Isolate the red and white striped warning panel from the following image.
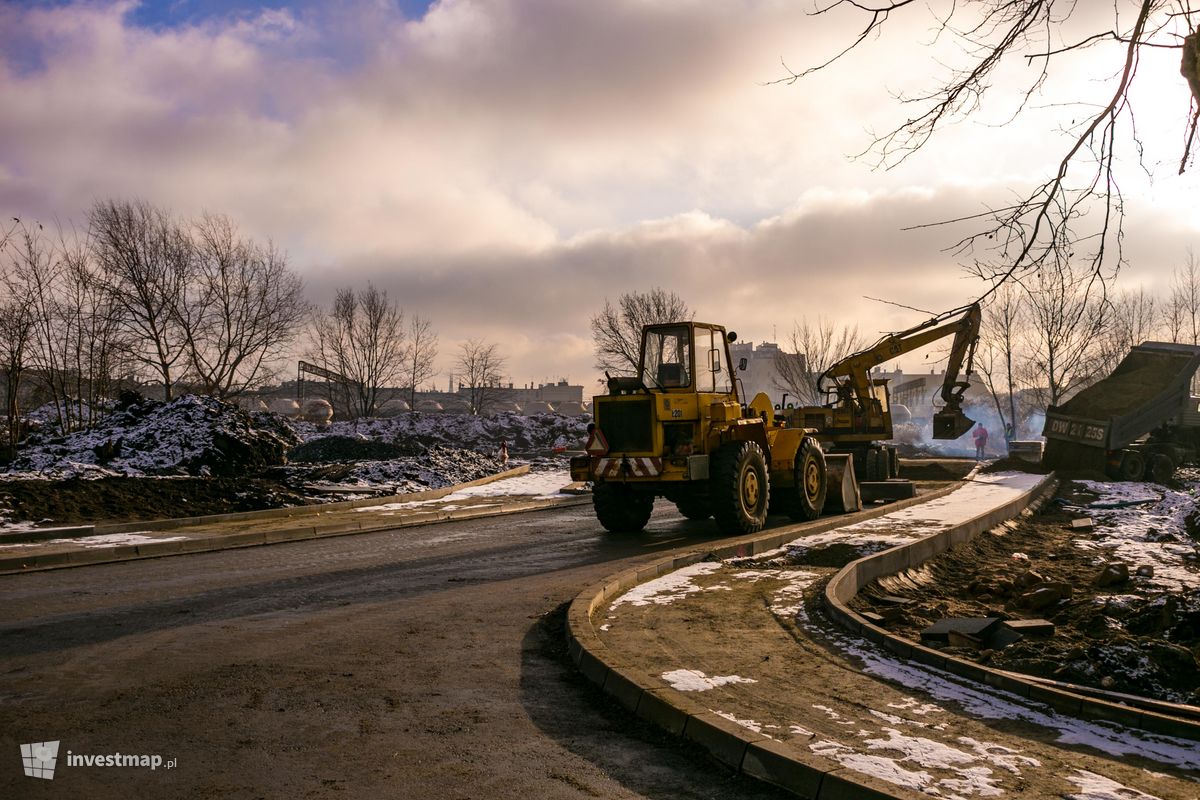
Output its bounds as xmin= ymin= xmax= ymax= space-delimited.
xmin=596 ymin=457 xmax=662 ymax=478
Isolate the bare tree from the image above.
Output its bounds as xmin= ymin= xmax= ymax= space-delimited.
xmin=591 ymin=288 xmax=690 ymax=375
xmin=455 ymin=339 xmax=506 ymax=415
xmin=57 ymin=228 xmax=130 ymax=426
xmin=1097 ymin=287 xmax=1160 ymax=375
xmin=403 ymin=314 xmax=439 ymax=410
xmin=774 ymin=317 xmax=866 ymax=405
xmin=976 ymin=284 xmax=1023 ymax=439
xmin=0 ymin=243 xmax=34 ymax=454
xmin=1167 ymin=250 xmax=1200 ymax=344
xmin=1018 ymin=256 xmax=1108 ymax=407
xmin=783 ymin=2 xmax=1198 ymax=301
xmin=179 ymin=214 xmax=307 ymax=398
xmin=90 ymin=199 xmax=191 ymax=400
xmin=308 ymin=285 xmax=407 ymax=418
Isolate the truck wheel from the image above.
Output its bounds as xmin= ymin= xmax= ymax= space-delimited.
xmin=1118 ymin=450 xmax=1147 ymax=482
xmin=1149 ymin=453 xmax=1175 ymax=483
xmin=711 ymin=441 xmax=769 ymax=535
xmin=888 ymin=446 xmax=900 ymax=479
xmin=593 ymin=482 xmax=654 ymax=533
xmin=674 ymin=494 xmax=711 ymax=521
xmin=788 ymin=437 xmax=827 ymax=521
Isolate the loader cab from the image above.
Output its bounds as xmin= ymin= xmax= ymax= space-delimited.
xmin=639 ymin=322 xmax=736 ymax=400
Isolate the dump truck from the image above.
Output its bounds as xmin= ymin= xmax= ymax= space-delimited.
xmin=1042 ymin=341 xmax=1200 ymax=481
xmin=570 ymin=321 xmax=841 ymax=536
xmin=780 ymin=303 xmax=983 ymax=480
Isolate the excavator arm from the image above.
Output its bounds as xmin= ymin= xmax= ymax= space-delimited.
xmin=820 ymin=303 xmax=981 ymax=440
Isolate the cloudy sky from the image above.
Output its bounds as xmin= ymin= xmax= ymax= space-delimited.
xmin=2 ymin=0 xmax=1197 ymax=389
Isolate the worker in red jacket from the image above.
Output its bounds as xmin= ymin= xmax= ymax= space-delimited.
xmin=972 ymin=423 xmax=989 ymax=460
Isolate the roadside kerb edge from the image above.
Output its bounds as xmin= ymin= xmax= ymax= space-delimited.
xmin=0 ymin=464 xmax=533 ymax=545
xmin=565 ymin=481 xmax=974 ymax=800
xmin=822 ymin=474 xmax=1200 ymax=742
xmin=0 ymin=482 xmax=588 ymax=575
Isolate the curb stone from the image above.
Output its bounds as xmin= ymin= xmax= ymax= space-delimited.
xmin=565 ymin=481 xmax=970 ymax=800
xmin=566 ymin=472 xmax=1200 ymax=799
xmin=821 ymin=474 xmax=1200 ymax=743
xmin=0 ymin=464 xmax=534 ymax=544
xmin=0 ymin=476 xmax=588 ymax=575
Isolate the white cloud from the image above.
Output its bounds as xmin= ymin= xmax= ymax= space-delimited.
xmin=1 ymin=0 xmax=1196 ymax=387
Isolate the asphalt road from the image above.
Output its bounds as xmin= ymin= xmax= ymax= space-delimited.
xmin=1 ymin=502 xmax=798 ymax=800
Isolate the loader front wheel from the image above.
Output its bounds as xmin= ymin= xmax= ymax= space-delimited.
xmin=788 ymin=437 xmax=827 ymax=521
xmin=711 ymin=441 xmax=769 ymax=536
xmin=593 ymin=482 xmax=654 ymax=533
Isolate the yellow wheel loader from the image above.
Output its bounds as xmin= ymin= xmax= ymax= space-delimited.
xmin=570 ymin=322 xmax=832 ymax=536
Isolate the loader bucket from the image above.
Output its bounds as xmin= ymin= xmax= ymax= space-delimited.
xmin=823 ymin=453 xmax=862 ymax=513
xmin=933 ymin=405 xmax=975 ymax=440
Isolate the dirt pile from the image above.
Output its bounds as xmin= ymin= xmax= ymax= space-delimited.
xmin=1056 ymin=349 xmax=1192 ymax=418
xmin=852 ymin=480 xmax=1200 ymax=704
xmin=7 ymin=394 xmax=301 ymax=477
xmin=292 ymin=411 xmax=588 ymax=454
xmin=271 ymin=445 xmax=505 ymax=494
xmin=0 ymin=476 xmax=310 ymax=525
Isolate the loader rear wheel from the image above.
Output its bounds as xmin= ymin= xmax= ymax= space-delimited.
xmin=711 ymin=441 xmax=769 ymax=536
xmin=863 ymin=448 xmax=887 ymax=482
xmin=788 ymin=437 xmax=827 ymax=521
xmin=674 ymin=494 xmax=711 ymax=521
xmin=593 ymin=482 xmax=654 ymax=533
xmin=1149 ymin=453 xmax=1175 ymax=484
xmin=1118 ymin=450 xmax=1147 ymax=482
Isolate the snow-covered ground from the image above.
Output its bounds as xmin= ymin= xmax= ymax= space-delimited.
xmin=1066 ymin=478 xmax=1200 ymax=590
xmin=352 ymin=469 xmax=573 ymax=512
xmin=761 ymin=471 xmax=1046 ymax=562
xmin=6 ymin=395 xmax=297 ymax=477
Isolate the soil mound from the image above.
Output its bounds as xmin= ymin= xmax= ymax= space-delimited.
xmin=288 ymin=436 xmax=422 ymax=463
xmin=8 ymin=394 xmax=301 ymax=477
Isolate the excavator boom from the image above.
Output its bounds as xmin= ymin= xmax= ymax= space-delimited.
xmin=821 ymin=303 xmax=981 ymax=440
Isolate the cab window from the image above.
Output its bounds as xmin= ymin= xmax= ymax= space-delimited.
xmin=642 ymin=326 xmax=692 ymax=389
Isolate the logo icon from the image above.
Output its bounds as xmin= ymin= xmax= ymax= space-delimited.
xmin=21 ymin=741 xmax=60 ymax=780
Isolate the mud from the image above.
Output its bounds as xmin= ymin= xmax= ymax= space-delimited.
xmin=852 ymin=489 xmax=1200 ymax=705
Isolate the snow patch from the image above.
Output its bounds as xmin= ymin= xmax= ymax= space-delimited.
xmin=609 ymin=562 xmax=726 ymax=608
xmin=660 ymin=669 xmax=757 ymax=692
xmin=1065 ymin=769 xmax=1162 ymax=800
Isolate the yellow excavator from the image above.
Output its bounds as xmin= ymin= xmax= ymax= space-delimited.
xmin=782 ymin=302 xmax=982 ymax=480
xmin=570 ymin=304 xmax=981 ymax=537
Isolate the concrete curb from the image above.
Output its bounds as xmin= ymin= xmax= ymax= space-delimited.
xmin=0 ymin=482 xmax=589 ymax=576
xmin=0 ymin=464 xmax=533 ymax=544
xmin=822 ymin=474 xmax=1200 ymax=743
xmin=565 ymin=482 xmax=973 ymax=800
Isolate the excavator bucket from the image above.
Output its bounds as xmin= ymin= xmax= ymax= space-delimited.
xmin=933 ymin=405 xmax=975 ymax=440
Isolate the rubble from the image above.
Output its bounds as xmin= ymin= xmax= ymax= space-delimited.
xmin=7 ymin=394 xmax=300 ymax=477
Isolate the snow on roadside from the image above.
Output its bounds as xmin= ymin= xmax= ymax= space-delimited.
xmin=352 ymin=470 xmax=571 ymax=512
xmin=1068 ymin=479 xmax=1200 ymax=590
xmin=608 ymin=562 xmax=728 ymax=609
xmin=782 ymin=472 xmax=1045 ymax=560
xmin=660 ymin=669 xmax=757 ymax=692
xmin=1065 ymin=770 xmax=1162 ymax=800
xmin=0 ymin=532 xmax=188 ymax=549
